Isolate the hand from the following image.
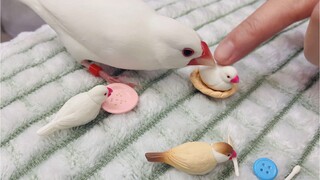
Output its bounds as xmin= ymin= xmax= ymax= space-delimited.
xmin=214 ymin=0 xmax=319 ymax=66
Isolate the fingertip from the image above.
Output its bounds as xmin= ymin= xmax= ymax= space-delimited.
xmin=214 ymin=40 xmax=235 ymax=65
xmin=311 ymin=2 xmax=319 ymax=22
xmin=214 ymin=55 xmax=232 ymax=65
xmin=303 ymin=2 xmax=319 ymax=67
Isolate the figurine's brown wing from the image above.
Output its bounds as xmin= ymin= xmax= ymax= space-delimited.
xmin=166 ymin=142 xmax=217 ymax=175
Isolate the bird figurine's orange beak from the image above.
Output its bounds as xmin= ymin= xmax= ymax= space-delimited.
xmin=188 ymin=41 xmax=215 ymax=66
xmin=230 ymin=75 xmax=240 ymax=83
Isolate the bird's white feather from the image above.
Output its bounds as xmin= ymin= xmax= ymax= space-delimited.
xmin=36 ymin=85 xmax=108 ymax=136
xmin=20 ymin=0 xmax=204 ymax=70
xmin=199 ymin=65 xmax=238 ymax=91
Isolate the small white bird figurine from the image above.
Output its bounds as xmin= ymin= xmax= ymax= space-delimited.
xmin=199 ymin=65 xmax=239 ymax=91
xmin=37 ymin=85 xmax=112 ymax=136
xmin=145 ymin=141 xmax=237 ymax=175
xmin=20 ymin=0 xmax=215 ymax=74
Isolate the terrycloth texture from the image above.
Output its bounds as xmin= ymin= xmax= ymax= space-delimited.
xmin=1 ymin=0 xmax=319 ymax=179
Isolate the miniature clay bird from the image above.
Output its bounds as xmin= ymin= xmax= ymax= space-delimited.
xmin=145 ymin=141 xmax=237 ymax=175
xmin=20 ymin=0 xmax=215 ymax=83
xmin=199 ymin=65 xmax=239 ymax=91
xmin=37 ymin=85 xmax=113 ymax=136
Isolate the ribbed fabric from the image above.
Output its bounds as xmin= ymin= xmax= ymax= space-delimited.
xmin=1 ymin=0 xmax=319 ymax=179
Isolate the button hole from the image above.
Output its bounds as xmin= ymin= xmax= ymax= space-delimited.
xmin=266 ymin=171 xmax=269 ymax=174
xmin=260 ymin=169 xmax=263 ymax=171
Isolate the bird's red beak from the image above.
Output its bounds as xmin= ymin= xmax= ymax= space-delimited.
xmin=107 ymin=87 xmax=113 ymax=97
xmin=187 ymin=41 xmax=215 ymax=66
xmin=229 ymin=150 xmax=237 ymax=160
xmin=230 ymin=75 xmax=239 ymax=83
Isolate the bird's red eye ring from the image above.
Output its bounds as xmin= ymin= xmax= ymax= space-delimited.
xmin=182 ymin=48 xmax=194 ymax=57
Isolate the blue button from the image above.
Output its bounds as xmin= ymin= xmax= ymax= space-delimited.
xmin=253 ymin=158 xmax=278 ymax=180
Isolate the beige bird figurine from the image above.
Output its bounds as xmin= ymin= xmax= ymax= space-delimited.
xmin=145 ymin=141 xmax=237 ymax=175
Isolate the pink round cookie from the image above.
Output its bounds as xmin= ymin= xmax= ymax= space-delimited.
xmin=102 ymin=83 xmax=139 ymax=114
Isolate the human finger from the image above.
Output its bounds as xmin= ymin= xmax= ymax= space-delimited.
xmin=304 ymin=2 xmax=319 ymax=66
xmin=214 ymin=0 xmax=318 ymax=65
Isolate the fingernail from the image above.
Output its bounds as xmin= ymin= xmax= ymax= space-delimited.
xmin=215 ymin=40 xmax=235 ymax=64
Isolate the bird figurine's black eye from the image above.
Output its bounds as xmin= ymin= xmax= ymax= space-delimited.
xmin=227 ymin=75 xmax=230 ymax=78
xmin=227 ymin=153 xmax=231 ymax=156
xmin=182 ymin=48 xmax=194 ymax=57
xmin=104 ymin=93 xmax=107 ymax=96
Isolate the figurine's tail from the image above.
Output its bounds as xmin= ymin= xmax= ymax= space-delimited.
xmin=145 ymin=152 xmax=166 ymax=162
xmin=37 ymin=122 xmax=58 ymax=136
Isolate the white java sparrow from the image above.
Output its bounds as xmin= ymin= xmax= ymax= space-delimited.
xmin=199 ymin=65 xmax=239 ymax=91
xmin=37 ymin=85 xmax=113 ymax=136
xmin=20 ymin=0 xmax=215 ymax=70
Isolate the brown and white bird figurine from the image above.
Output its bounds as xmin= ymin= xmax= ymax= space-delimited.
xmin=145 ymin=141 xmax=237 ymax=175
xmin=199 ymin=65 xmax=239 ymax=91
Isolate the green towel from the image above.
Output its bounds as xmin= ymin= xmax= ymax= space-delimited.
xmin=1 ymin=0 xmax=319 ymax=179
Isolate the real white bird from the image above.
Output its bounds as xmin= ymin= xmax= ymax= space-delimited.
xmin=199 ymin=65 xmax=239 ymax=91
xmin=20 ymin=0 xmax=215 ymax=73
xmin=37 ymin=85 xmax=112 ymax=136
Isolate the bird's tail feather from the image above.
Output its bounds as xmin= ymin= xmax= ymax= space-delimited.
xmin=145 ymin=152 xmax=166 ymax=162
xmin=37 ymin=123 xmax=58 ymax=136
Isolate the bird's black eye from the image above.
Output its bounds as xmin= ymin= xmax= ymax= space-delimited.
xmin=104 ymin=93 xmax=107 ymax=96
xmin=227 ymin=75 xmax=230 ymax=78
xmin=182 ymin=48 xmax=194 ymax=57
xmin=227 ymin=153 xmax=231 ymax=156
